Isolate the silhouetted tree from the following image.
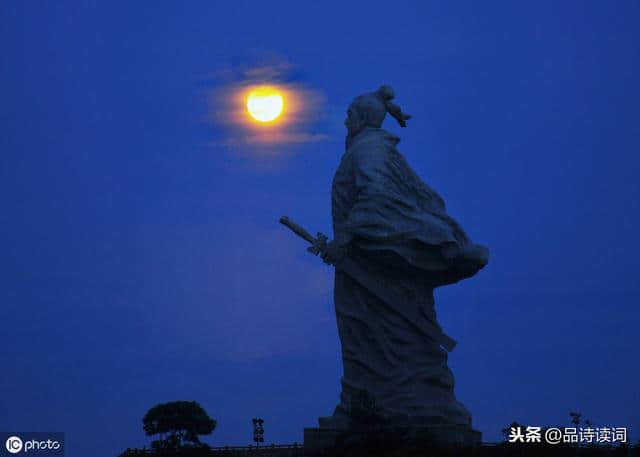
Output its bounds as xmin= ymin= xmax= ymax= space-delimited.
xmin=142 ymin=400 xmax=216 ymax=450
xmin=569 ymin=411 xmax=582 ymax=426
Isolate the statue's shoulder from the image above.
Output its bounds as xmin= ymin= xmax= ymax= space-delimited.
xmin=347 ymin=128 xmax=400 ymax=167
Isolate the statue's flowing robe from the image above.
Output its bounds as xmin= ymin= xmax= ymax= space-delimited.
xmin=326 ymin=127 xmax=488 ymax=428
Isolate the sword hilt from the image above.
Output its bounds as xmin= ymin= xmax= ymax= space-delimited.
xmin=307 ymin=233 xmax=328 ymax=256
xmin=279 ymin=216 xmax=328 ymax=257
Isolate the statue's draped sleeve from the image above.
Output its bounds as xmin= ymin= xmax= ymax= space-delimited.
xmin=334 ymin=133 xmax=488 ymax=285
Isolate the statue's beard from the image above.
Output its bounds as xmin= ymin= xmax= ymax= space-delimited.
xmin=345 ymin=131 xmax=356 ymax=149
xmin=346 ymin=132 xmax=363 ymax=150
xmin=345 ymin=124 xmax=362 ymax=149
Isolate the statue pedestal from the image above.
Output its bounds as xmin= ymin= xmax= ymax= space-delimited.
xmin=406 ymin=423 xmax=482 ymax=447
xmin=303 ymin=428 xmax=344 ymax=454
xmin=304 ymin=420 xmax=481 ymax=454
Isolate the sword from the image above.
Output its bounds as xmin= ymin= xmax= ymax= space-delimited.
xmin=279 ymin=216 xmax=457 ymax=352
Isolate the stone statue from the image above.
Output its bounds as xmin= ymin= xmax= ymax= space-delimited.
xmin=282 ymin=85 xmax=489 ymax=447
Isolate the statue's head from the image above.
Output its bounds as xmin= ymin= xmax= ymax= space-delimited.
xmin=344 ymin=85 xmax=412 ymax=143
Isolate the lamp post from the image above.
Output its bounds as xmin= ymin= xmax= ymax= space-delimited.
xmin=252 ymin=418 xmax=264 ymax=447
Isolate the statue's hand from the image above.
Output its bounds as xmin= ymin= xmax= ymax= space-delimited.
xmin=320 ymin=240 xmax=347 ymax=265
xmin=441 ymin=242 xmax=489 ymax=270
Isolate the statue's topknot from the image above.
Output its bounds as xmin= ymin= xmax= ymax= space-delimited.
xmin=376 ymin=85 xmax=411 ymax=128
xmin=349 ymin=85 xmax=411 ymax=129
xmin=376 ymin=85 xmax=395 ymax=102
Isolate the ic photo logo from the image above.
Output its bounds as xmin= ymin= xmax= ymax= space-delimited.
xmin=3 ymin=434 xmax=63 ymax=455
xmin=5 ymin=436 xmax=22 ymax=454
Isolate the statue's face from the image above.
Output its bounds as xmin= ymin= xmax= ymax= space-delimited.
xmin=344 ymin=107 xmax=355 ymax=130
xmin=344 ymin=97 xmax=385 ymax=139
xmin=344 ymin=106 xmax=362 ymax=136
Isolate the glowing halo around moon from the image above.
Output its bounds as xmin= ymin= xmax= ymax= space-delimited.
xmin=246 ymin=87 xmax=284 ymax=123
xmin=210 ymin=78 xmax=326 ymax=145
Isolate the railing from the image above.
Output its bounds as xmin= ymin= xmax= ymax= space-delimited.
xmin=211 ymin=444 xmax=302 ymax=450
xmin=208 ymin=444 xmax=302 ymax=455
xmin=121 ymin=441 xmax=637 ymax=457
xmin=119 ymin=444 xmax=304 ymax=456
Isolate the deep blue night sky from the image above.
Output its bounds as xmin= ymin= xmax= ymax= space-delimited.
xmin=2 ymin=2 xmax=639 ymax=456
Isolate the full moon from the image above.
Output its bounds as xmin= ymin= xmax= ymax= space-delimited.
xmin=246 ymin=88 xmax=284 ymax=123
